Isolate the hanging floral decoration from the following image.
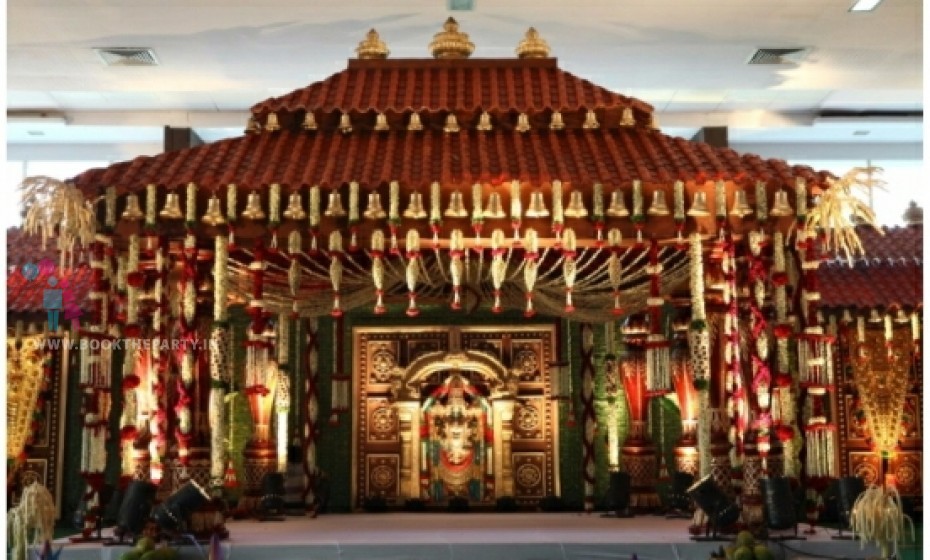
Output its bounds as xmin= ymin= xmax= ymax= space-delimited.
xmin=490 ymin=229 xmax=507 ymax=312
xmin=309 ymin=185 xmax=321 ymax=254
xmin=746 ymin=231 xmax=773 ymax=469
xmin=348 ymin=182 xmax=360 ymax=251
xmin=607 ymin=229 xmax=624 ymax=315
xmin=673 ymin=180 xmax=686 ymax=247
xmin=371 ymin=230 xmax=387 ymax=314
xmin=522 ymin=228 xmax=539 ymax=317
xmin=268 ymin=183 xmax=281 ymax=249
xmin=405 ymin=229 xmax=421 ymax=317
xmin=551 ymin=180 xmax=564 ymax=248
xmin=631 ymin=180 xmax=644 ymax=245
xmin=471 ymin=182 xmax=484 ymax=250
xmin=429 ymin=181 xmax=442 ymax=248
xmin=449 ymin=229 xmax=465 ymax=310
xmin=562 ymin=228 xmax=577 ymax=312
xmin=329 ymin=231 xmax=345 ymax=317
xmin=645 ymin=239 xmax=670 ymax=395
xmin=227 ymin=183 xmax=238 ymax=249
xmin=591 ymin=182 xmax=605 ymax=247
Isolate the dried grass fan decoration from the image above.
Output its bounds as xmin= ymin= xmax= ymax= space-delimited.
xmin=804 ymin=166 xmax=884 ymax=266
xmin=20 ymin=176 xmax=97 ymax=270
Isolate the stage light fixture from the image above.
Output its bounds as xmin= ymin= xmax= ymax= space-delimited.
xmin=849 ymin=0 xmax=883 ymax=12
xmin=833 ymin=475 xmax=865 ymax=539
xmin=687 ymin=475 xmax=740 ymax=541
xmin=151 ymin=480 xmax=210 ymax=533
xmin=665 ymin=471 xmax=695 ymax=519
xmin=601 ymin=471 xmax=633 ymax=518
xmin=761 ymin=477 xmax=804 ymax=541
xmin=258 ymin=472 xmax=287 ymax=520
xmin=114 ymin=481 xmax=157 ymax=542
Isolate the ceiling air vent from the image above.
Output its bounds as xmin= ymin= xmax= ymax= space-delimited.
xmin=94 ymin=47 xmax=159 ymax=66
xmin=747 ymin=48 xmax=808 ymax=65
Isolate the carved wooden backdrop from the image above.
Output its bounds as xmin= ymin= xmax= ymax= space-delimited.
xmin=352 ymin=325 xmax=558 ymax=507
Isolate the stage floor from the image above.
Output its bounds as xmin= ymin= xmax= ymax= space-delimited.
xmin=55 ymin=513 xmax=881 ymax=560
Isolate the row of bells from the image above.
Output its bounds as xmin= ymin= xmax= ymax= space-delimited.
xmin=124 ymin=186 xmax=797 ymax=225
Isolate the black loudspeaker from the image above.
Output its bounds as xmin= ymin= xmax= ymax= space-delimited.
xmin=602 ymin=472 xmax=633 ymax=518
xmin=152 ymin=480 xmax=210 ymax=533
xmin=687 ymin=475 xmax=740 ymax=540
xmin=115 ymin=481 xmax=157 ymax=540
xmin=665 ymin=471 xmax=695 ymax=519
xmin=258 ymin=472 xmax=287 ymax=520
xmin=833 ymin=476 xmax=865 ymax=539
xmin=761 ymin=477 xmax=804 ymax=540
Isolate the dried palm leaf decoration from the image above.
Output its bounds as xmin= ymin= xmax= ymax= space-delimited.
xmin=805 ymin=166 xmax=884 ymax=266
xmin=20 ymin=175 xmax=97 ymax=269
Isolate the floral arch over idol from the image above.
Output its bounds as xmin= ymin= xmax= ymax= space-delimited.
xmin=14 ymin=18 xmax=914 ymax=536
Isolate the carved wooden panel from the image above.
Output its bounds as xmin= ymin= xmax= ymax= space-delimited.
xmin=513 ymin=398 xmax=546 ymax=441
xmin=512 ymin=452 xmax=546 ymax=498
xmin=368 ymin=341 xmax=400 ymax=384
xmin=367 ymin=398 xmax=398 ymax=443
xmin=889 ymin=452 xmax=921 ymax=496
xmin=848 ymin=452 xmax=882 ymax=487
xmin=366 ymin=454 xmax=399 ymax=499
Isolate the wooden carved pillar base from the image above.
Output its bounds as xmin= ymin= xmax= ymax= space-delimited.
xmin=740 ymin=442 xmax=764 ymax=527
xmin=240 ymin=441 xmax=278 ymax=513
xmin=621 ymin=421 xmax=660 ymax=511
xmin=708 ymin=409 xmax=733 ymax=496
xmin=171 ymin=447 xmax=212 ymax=492
xmin=762 ymin=440 xmax=785 ymax=479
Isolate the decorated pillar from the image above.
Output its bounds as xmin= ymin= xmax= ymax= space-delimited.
xmin=688 ymin=233 xmax=712 ymax=478
xmin=302 ymin=318 xmax=320 ymax=509
xmin=579 ymin=323 xmax=596 ymax=513
xmin=671 ymin=326 xmax=699 ymax=476
xmin=620 ymin=316 xmax=660 ymax=511
xmin=770 ymin=232 xmax=799 ymax=477
xmin=208 ymin=234 xmax=230 ymax=490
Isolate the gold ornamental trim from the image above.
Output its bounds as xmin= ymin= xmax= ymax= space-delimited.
xmin=356 ymin=28 xmax=389 ymax=60
xmin=429 ymin=17 xmax=475 ymax=59
xmin=516 ymin=27 xmax=550 ymax=59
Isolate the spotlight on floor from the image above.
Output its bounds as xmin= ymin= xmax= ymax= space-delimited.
xmin=687 ymin=475 xmax=740 ymax=541
xmin=152 ymin=480 xmax=210 ymax=534
xmin=113 ymin=481 xmax=157 ymax=544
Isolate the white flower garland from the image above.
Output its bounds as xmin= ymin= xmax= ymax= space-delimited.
xmin=755 ymin=181 xmax=768 ymax=221
xmin=186 ymin=182 xmax=197 ymax=223
xmin=227 ymin=183 xmax=238 ymax=222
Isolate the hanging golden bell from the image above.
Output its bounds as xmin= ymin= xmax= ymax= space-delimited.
xmin=122 ymin=194 xmax=144 ymax=221
xmin=363 ymin=191 xmax=387 ymax=220
xmin=687 ymin=192 xmax=710 ymax=217
xmin=769 ymin=189 xmax=794 ymax=217
xmin=550 ymin=112 xmax=565 ymax=131
xmin=444 ymin=114 xmax=460 ymax=133
xmin=159 ymin=192 xmax=184 ymax=220
xmin=620 ymin=107 xmax=636 ymax=127
xmin=245 ymin=116 xmax=261 ymax=134
xmin=444 ymin=190 xmax=469 ymax=218
xmin=564 ymin=191 xmax=588 ymax=218
xmin=339 ymin=114 xmax=353 ymax=134
xmin=408 ymin=113 xmax=424 ymax=131
xmin=283 ymin=192 xmax=307 ymax=221
xmin=374 ymin=113 xmax=390 ymax=131
xmin=606 ymin=189 xmax=629 ymax=217
xmin=265 ymin=113 xmax=281 ymax=132
xmin=241 ymin=192 xmax=266 ymax=220
xmin=582 ymin=110 xmax=600 ymax=129
xmin=525 ymin=190 xmax=550 ymax=218
xmin=729 ymin=189 xmax=753 ymax=218
xmin=484 ymin=192 xmax=506 ymax=219
xmin=324 ymin=190 xmax=347 ymax=217
xmin=201 ymin=196 xmax=226 ymax=226
xmin=403 ymin=192 xmax=428 ymax=219
xmin=477 ymin=112 xmax=493 ymax=131
xmin=302 ymin=112 xmax=318 ymax=131
xmin=515 ymin=113 xmax=531 ymax=133
xmin=647 ymin=189 xmax=670 ymax=216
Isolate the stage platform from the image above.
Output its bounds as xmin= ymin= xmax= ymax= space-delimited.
xmin=55 ymin=513 xmax=881 ymax=560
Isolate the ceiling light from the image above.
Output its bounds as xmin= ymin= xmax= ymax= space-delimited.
xmin=853 ymin=130 xmax=870 ymax=136
xmin=448 ymin=0 xmax=475 ymax=10
xmin=94 ymin=47 xmax=159 ymax=66
xmin=849 ymin=0 xmax=883 ymax=12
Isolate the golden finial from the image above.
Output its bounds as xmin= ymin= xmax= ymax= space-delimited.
xmin=429 ymin=17 xmax=475 ymax=59
xmin=356 ymin=28 xmax=390 ymax=60
xmin=516 ymin=27 xmax=551 ymax=59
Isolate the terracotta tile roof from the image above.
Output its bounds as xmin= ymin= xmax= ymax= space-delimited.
xmin=70 ymin=128 xmax=828 ymax=194
xmin=7 ymin=228 xmax=94 ymax=313
xmin=819 ymin=225 xmax=922 ymax=310
xmin=250 ymin=58 xmax=654 ymax=121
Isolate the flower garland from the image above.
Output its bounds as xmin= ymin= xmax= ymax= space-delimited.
xmin=721 ymin=233 xmax=747 ymax=470
xmin=592 ymin=183 xmax=605 ymax=246
xmin=580 ymin=323 xmax=597 ymax=513
xmin=645 ymin=239 xmax=671 ymax=394
xmin=303 ymin=318 xmax=320 ymax=507
xmin=510 ymin=180 xmax=523 ymax=245
xmin=175 ymin=233 xmax=198 ymax=467
xmin=148 ymin=238 xmax=168 ymax=484
xmin=631 ymin=180 xmax=644 ymax=244
xmin=309 ymin=185 xmax=321 ymax=253
xmin=120 ymin=234 xmax=140 ymax=478
xmin=227 ymin=183 xmax=238 ymax=248
xmin=288 ymin=230 xmax=302 ymax=315
xmin=471 ymin=182 xmax=484 ymax=250
xmin=607 ymin=229 xmax=624 ymax=315
xmin=209 ymin=235 xmax=229 ymax=486
xmin=552 ymin=180 xmax=564 ymax=248
xmin=449 ymin=229 xmax=465 ymax=310
xmin=371 ymin=230 xmax=387 ymax=314
xmin=523 ymin=228 xmax=539 ymax=316
xmin=269 ymin=183 xmax=281 ymax=249
xmin=405 ymin=229 xmax=421 ymax=316
xmin=329 ymin=231 xmax=344 ymax=317
xmin=673 ymin=180 xmax=685 ymax=245
xmin=429 ymin=181 xmax=442 ymax=248
xmin=746 ymin=231 xmax=773 ymax=471
xmin=688 ymin=234 xmax=712 ymax=477
xmin=561 ymin=228 xmax=577 ymax=312
xmin=489 ymin=229 xmax=507 ymax=312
